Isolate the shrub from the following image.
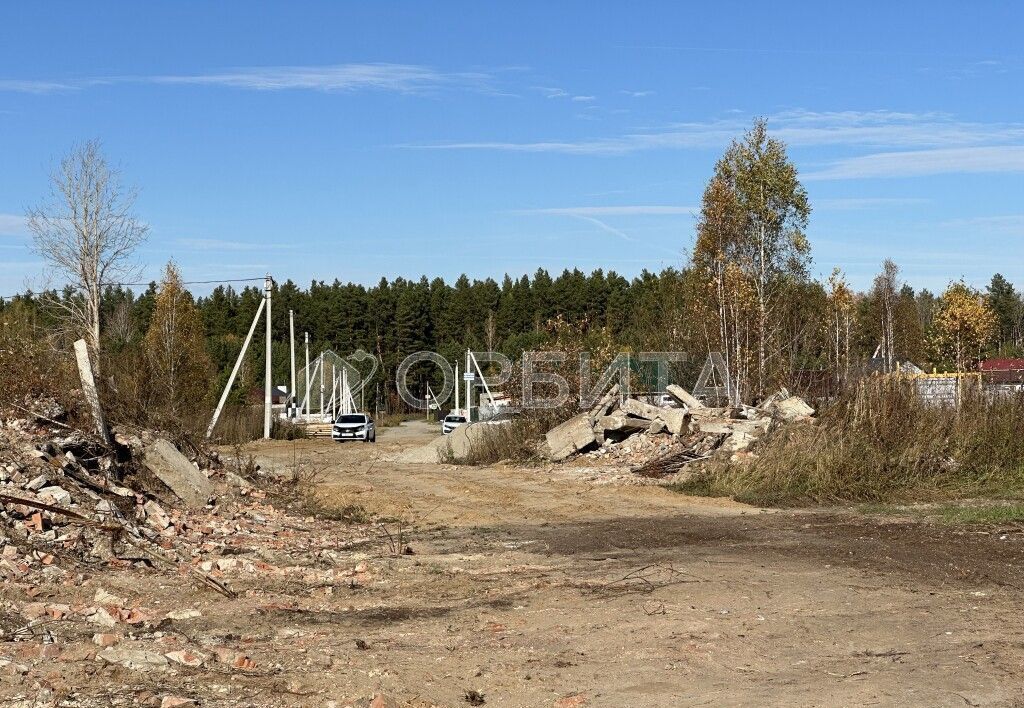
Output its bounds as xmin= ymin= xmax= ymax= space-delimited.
xmin=453 ymin=411 xmax=570 ymax=465
xmin=680 ymin=376 xmax=1024 ymax=505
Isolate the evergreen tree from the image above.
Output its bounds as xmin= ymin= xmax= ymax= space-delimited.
xmin=987 ymin=273 xmax=1023 ymax=354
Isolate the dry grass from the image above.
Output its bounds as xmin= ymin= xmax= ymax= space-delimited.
xmin=676 ymin=377 xmax=1024 ymax=506
xmin=205 ymin=406 xmax=307 ymax=444
xmin=452 ymin=412 xmax=570 ymax=465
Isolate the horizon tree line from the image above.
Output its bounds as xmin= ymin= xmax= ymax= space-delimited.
xmin=3 ymin=128 xmax=1022 ymax=417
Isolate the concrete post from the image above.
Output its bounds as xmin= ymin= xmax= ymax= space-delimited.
xmin=74 ymin=339 xmax=110 ymax=445
xmin=289 ymin=309 xmax=296 ymax=416
xmin=263 ymin=275 xmax=273 ymax=439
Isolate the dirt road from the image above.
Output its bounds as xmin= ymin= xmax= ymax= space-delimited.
xmin=7 ymin=421 xmax=1021 ymax=706
xmin=241 ymin=421 xmax=1024 ymax=707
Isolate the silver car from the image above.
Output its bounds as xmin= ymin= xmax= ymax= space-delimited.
xmin=332 ymin=413 xmax=376 ymax=442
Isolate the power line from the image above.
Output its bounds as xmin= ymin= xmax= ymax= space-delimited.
xmin=104 ymin=277 xmax=268 ymax=288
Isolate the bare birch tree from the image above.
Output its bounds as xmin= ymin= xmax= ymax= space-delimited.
xmin=27 ymin=140 xmax=148 ymax=375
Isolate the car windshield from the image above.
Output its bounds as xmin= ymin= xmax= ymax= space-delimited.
xmin=336 ymin=414 xmax=365 ymax=424
xmin=445 ymin=416 xmax=466 ymax=423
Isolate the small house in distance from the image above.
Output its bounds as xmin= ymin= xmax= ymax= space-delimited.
xmin=249 ymin=385 xmax=290 ymax=405
xmin=980 ymin=358 xmax=1024 ymax=387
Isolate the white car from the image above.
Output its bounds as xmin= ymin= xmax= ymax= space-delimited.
xmin=442 ymin=413 xmax=467 ymax=435
xmin=332 ymin=413 xmax=376 ymax=442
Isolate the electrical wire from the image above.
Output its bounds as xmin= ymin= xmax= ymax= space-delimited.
xmin=105 ymin=277 xmax=268 ymax=288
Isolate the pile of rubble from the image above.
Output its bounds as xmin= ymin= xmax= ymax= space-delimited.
xmin=543 ymin=384 xmax=815 ymax=475
xmin=0 ymin=400 xmax=233 ymax=592
xmin=0 ymin=398 xmax=388 ymax=704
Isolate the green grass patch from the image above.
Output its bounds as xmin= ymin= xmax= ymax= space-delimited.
xmin=852 ymin=501 xmax=1024 ymax=525
xmin=934 ymin=503 xmax=1024 ymax=525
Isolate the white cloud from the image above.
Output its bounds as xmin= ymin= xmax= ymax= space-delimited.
xmin=0 ymin=63 xmax=491 ymax=95
xmin=535 ymin=86 xmax=570 ymax=98
xmin=0 ymin=214 xmax=28 ymax=236
xmin=939 ymin=214 xmax=1024 ymax=234
xmin=770 ymin=110 xmax=1024 ymax=148
xmin=805 ymin=146 xmax=1024 ymax=179
xmin=150 ymin=63 xmax=488 ymax=93
xmin=414 ymin=110 xmax=1024 ymax=156
xmin=534 ymin=87 xmax=596 ymax=102
xmin=0 ymin=79 xmax=81 ymax=93
xmin=518 ymin=205 xmax=697 ymax=216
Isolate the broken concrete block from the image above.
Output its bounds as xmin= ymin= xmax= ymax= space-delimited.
xmin=440 ymin=422 xmax=476 ymax=460
xmin=757 ymin=389 xmax=789 ymax=411
xmin=619 ymin=399 xmax=688 ymax=435
xmin=161 ymin=697 xmax=196 ymax=708
xmin=688 ymin=407 xmax=732 ymax=419
xmin=85 ymin=606 xmax=118 ymax=628
xmin=730 ymin=418 xmax=771 ymax=436
xmin=723 ymin=431 xmax=756 ymax=452
xmin=544 ymin=413 xmax=597 ymax=461
xmin=144 ymin=500 xmax=171 ymax=530
xmin=94 ymin=588 xmax=124 ymax=606
xmin=37 ymin=486 xmax=72 ymax=506
xmin=657 ymin=409 xmax=688 ymax=435
xmin=224 ymin=472 xmax=252 ymax=490
xmin=437 ymin=421 xmax=512 ymax=462
xmin=92 ymin=633 xmax=121 ymax=647
xmin=647 ymin=419 xmax=667 ymax=435
xmin=97 ymin=647 xmax=169 ymax=672
xmin=164 ymin=649 xmax=206 ymax=667
xmin=693 ymin=419 xmax=734 ymax=435
xmin=25 ymin=474 xmax=49 ymax=491
xmin=597 ymin=413 xmax=650 ymax=433
xmin=142 ymin=439 xmax=213 ymax=509
xmin=667 ymin=384 xmax=704 ymax=409
xmin=618 ymin=398 xmax=659 ymax=420
xmin=773 ymin=396 xmax=815 ymax=420
xmin=588 ymin=383 xmax=621 ymax=417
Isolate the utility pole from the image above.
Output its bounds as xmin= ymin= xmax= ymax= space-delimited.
xmin=206 ymin=296 xmax=266 ymax=439
xmin=264 ymin=275 xmax=273 ymax=439
xmin=465 ymin=349 xmax=472 ymax=420
xmin=289 ymin=310 xmax=296 ymax=417
xmin=342 ymin=367 xmax=349 ymax=414
xmin=330 ymin=361 xmax=336 ymax=420
xmin=455 ymin=363 xmax=460 ymax=416
xmin=304 ymin=332 xmax=310 ymax=421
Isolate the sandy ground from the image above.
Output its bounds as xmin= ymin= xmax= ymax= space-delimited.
xmin=5 ymin=420 xmax=1023 ymax=706
xmin=246 ymin=421 xmax=1024 ymax=707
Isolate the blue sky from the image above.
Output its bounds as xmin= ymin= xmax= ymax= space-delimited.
xmin=1 ymin=1 xmax=1022 ymax=296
